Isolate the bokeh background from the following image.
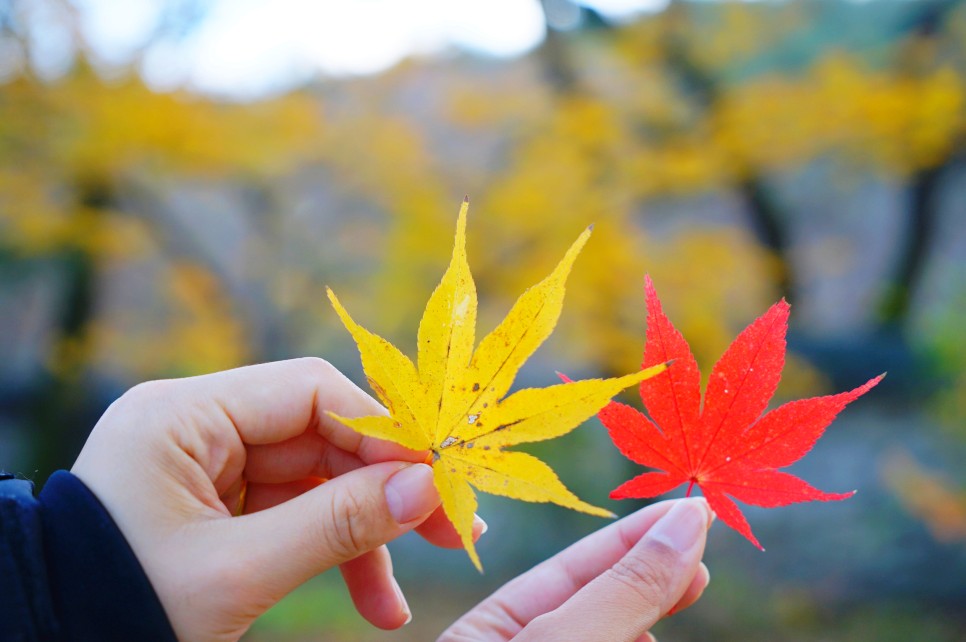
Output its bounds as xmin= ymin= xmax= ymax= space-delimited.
xmin=2 ymin=0 xmax=965 ymax=639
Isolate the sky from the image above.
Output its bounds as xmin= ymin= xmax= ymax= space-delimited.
xmin=68 ymin=0 xmax=672 ymax=98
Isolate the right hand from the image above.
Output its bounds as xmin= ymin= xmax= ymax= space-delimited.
xmin=440 ymin=498 xmax=713 ymax=642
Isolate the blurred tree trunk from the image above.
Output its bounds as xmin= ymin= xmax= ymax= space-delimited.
xmin=876 ymin=1 xmax=962 ymax=332
xmin=242 ymin=180 xmax=290 ymax=361
xmin=28 ymin=179 xmax=109 ymax=481
xmin=878 ymin=165 xmax=943 ymax=330
xmin=662 ymin=1 xmax=794 ymax=303
xmin=124 ymin=178 xmax=283 ymax=362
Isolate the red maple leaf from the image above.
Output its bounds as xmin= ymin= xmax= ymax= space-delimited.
xmin=601 ymin=276 xmax=883 ymax=550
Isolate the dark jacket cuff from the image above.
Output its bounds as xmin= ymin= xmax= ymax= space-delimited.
xmin=39 ymin=470 xmax=178 ymax=642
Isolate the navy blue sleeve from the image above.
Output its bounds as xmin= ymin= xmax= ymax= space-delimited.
xmin=0 ymin=471 xmax=178 ymax=642
xmin=0 ymin=472 xmax=59 ymax=641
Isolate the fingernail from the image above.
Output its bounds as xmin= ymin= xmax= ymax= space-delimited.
xmin=473 ymin=514 xmax=488 ymax=537
xmin=646 ymin=498 xmax=709 ymax=553
xmin=385 ymin=464 xmax=438 ymax=523
xmin=392 ymin=576 xmax=412 ymax=625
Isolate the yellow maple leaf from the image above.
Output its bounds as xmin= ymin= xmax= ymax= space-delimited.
xmin=326 ymin=198 xmax=668 ymax=570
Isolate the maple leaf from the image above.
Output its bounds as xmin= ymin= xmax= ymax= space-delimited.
xmin=326 ymin=199 xmax=669 ymax=570
xmin=601 ymin=276 xmax=883 ymax=550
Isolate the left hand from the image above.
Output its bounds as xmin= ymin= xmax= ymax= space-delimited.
xmin=72 ymin=358 xmax=484 ymax=641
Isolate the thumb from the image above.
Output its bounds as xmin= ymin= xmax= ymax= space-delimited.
xmin=221 ymin=462 xmax=439 ymax=596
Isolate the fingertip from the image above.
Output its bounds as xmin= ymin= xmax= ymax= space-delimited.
xmin=392 ymin=576 xmax=413 ymax=628
xmin=667 ymin=561 xmax=710 ymax=617
xmin=340 ymin=548 xmax=412 ymax=631
xmin=692 ymin=496 xmax=715 ymax=527
xmin=645 ymin=498 xmax=709 ymax=554
xmin=473 ymin=514 xmax=488 ymax=540
xmin=385 ymin=463 xmax=440 ymax=524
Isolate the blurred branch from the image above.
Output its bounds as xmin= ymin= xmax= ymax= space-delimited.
xmin=662 ymin=3 xmax=794 ymax=303
xmin=537 ymin=0 xmax=614 ymax=93
xmin=121 ymin=177 xmax=290 ymax=361
xmin=538 ymin=0 xmax=583 ymax=94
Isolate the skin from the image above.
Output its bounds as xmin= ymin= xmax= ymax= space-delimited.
xmin=71 ymin=357 xmax=712 ymax=642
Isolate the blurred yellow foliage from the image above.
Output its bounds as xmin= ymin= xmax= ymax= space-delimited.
xmin=1 ymin=69 xmax=324 ymax=379
xmin=882 ymin=450 xmax=966 ymax=543
xmin=364 ymin=49 xmax=952 ymax=385
xmin=2 ymin=4 xmax=964 ymax=393
xmin=709 ymin=56 xmax=965 ymax=178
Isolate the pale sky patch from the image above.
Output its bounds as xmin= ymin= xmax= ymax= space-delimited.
xmin=67 ymin=0 xmax=678 ymax=98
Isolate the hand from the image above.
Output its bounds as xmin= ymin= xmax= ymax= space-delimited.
xmin=440 ymin=497 xmax=712 ymax=642
xmin=72 ymin=358 xmax=484 ymax=641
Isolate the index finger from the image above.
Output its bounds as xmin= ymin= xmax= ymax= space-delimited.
xmin=190 ymin=357 xmax=426 ymax=464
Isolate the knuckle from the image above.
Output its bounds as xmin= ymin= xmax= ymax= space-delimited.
xmin=118 ymin=379 xmax=175 ymax=410
xmin=297 ymin=356 xmax=337 ymax=380
xmin=437 ymin=630 xmax=482 ymax=642
xmin=318 ymin=485 xmax=376 ymax=560
xmin=519 ymin=613 xmax=558 ymax=638
xmin=609 ymin=542 xmax=679 ymax=609
xmin=439 ymin=609 xmax=522 ymax=642
xmin=103 ymin=380 xmax=180 ymax=439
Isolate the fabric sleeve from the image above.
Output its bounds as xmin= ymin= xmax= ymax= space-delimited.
xmin=0 ymin=470 xmax=178 ymax=642
xmin=0 ymin=472 xmax=60 ymax=641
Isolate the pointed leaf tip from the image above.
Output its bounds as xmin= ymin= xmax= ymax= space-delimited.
xmin=463 ymin=195 xmax=470 ymax=203
xmin=588 ymin=223 xmax=595 ymax=232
